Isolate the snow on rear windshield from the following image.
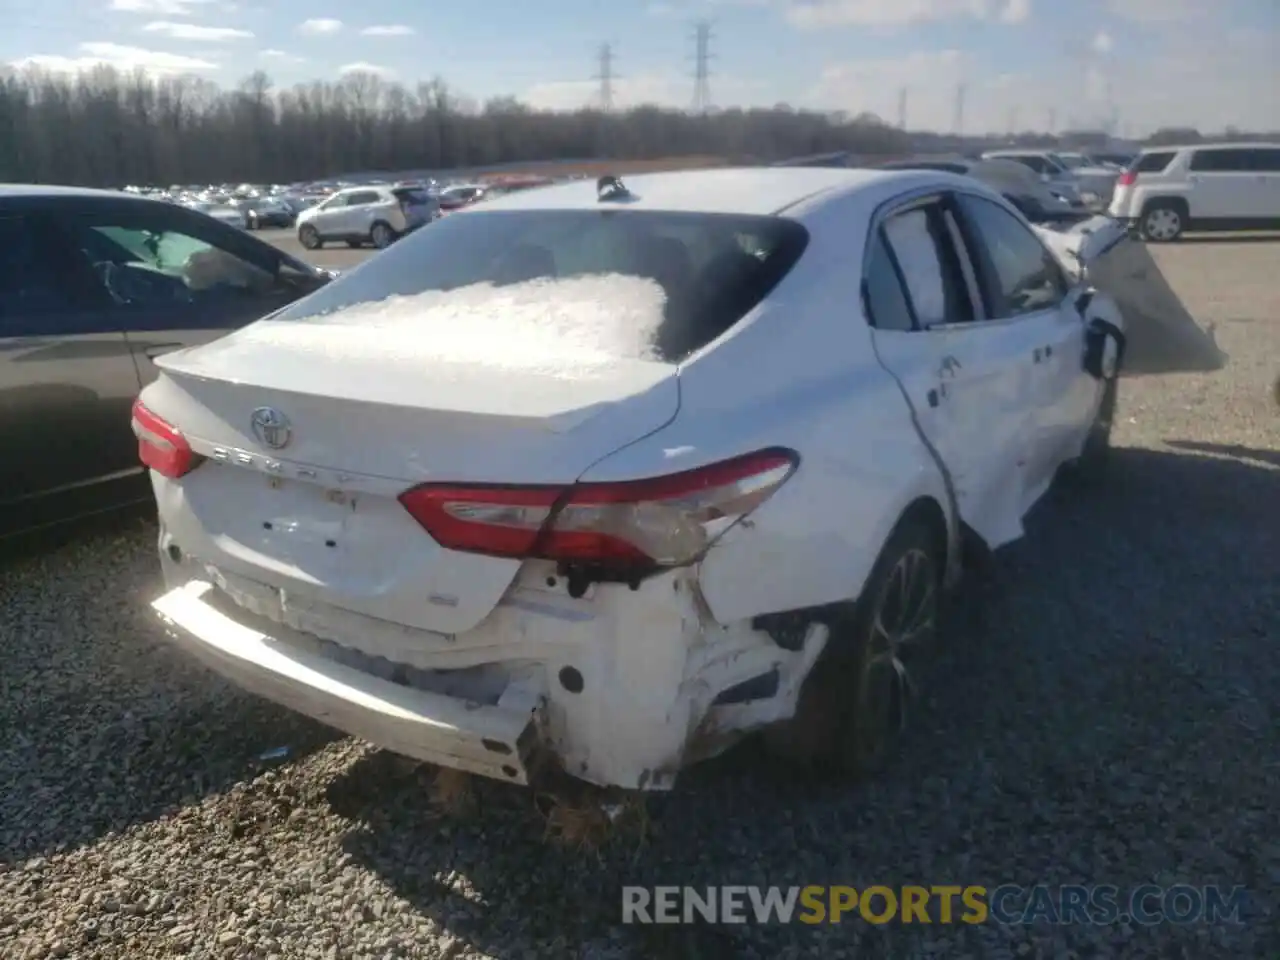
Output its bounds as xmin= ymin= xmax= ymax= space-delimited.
xmin=243 ymin=274 xmax=672 ymax=369
xmin=272 ymin=209 xmax=809 ymax=363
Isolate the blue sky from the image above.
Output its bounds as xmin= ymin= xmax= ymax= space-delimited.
xmin=5 ymin=0 xmax=1277 ymax=134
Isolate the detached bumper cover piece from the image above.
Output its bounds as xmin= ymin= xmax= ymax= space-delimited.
xmin=152 ymin=580 xmax=541 ymax=783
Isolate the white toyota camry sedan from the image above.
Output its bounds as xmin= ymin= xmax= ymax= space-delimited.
xmin=136 ymin=167 xmax=1128 ymax=792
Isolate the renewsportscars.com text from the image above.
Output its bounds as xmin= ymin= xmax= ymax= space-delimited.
xmin=621 ymin=885 xmax=1247 ymax=926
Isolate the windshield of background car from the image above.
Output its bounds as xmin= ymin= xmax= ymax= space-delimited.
xmin=269 ymin=209 xmax=810 ymax=363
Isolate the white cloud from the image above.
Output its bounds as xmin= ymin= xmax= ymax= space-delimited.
xmin=998 ymin=0 xmax=1029 ymax=24
xmin=298 ymin=18 xmax=343 ymax=35
xmin=783 ymin=0 xmax=1026 ymax=28
xmin=143 ymin=21 xmax=253 ymax=40
xmin=338 ymin=61 xmax=395 ymax=78
xmin=109 ymin=0 xmax=216 ymax=11
xmin=1091 ymin=30 xmax=1113 ymax=54
xmin=12 ymin=41 xmax=217 ymax=74
xmin=259 ymin=48 xmax=306 ymax=63
xmin=360 ymin=24 xmax=415 ymax=36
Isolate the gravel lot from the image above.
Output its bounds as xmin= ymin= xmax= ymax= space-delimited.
xmin=2 ymin=238 xmax=1278 ymax=959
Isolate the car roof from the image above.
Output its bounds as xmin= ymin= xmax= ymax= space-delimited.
xmin=1148 ymin=141 xmax=1280 ymax=152
xmin=0 ymin=183 xmax=137 ymax=200
xmin=458 ymin=166 xmax=924 ymax=217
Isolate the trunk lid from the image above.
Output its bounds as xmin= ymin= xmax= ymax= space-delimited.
xmin=148 ymin=298 xmax=680 ymax=635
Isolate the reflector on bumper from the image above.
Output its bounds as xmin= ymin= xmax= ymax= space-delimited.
xmin=152 ymin=580 xmax=541 ymax=783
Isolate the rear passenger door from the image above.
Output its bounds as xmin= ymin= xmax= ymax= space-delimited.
xmin=341 ymin=190 xmax=385 ymax=236
xmin=863 ymin=193 xmax=1040 ymax=548
xmin=949 ymin=191 xmax=1091 ymax=500
xmin=0 ymin=212 xmax=144 ymax=533
xmin=1187 ymin=148 xmax=1259 ymax=222
xmin=1250 ymin=148 xmax=1280 ymax=221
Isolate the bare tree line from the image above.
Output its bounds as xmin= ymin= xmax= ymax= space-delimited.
xmin=0 ymin=66 xmax=921 ymax=187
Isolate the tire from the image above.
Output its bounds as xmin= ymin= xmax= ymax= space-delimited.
xmin=297 ymin=224 xmax=322 ymax=250
xmin=1140 ymin=201 xmax=1184 ymax=243
xmin=370 ymin=222 xmax=396 ymax=249
xmin=764 ymin=515 xmax=943 ymax=780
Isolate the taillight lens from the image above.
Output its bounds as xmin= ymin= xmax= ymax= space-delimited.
xmin=1116 ymin=171 xmax=1136 ymax=187
xmin=131 ymin=398 xmax=198 ymax=479
xmin=398 ymin=448 xmax=799 ymax=568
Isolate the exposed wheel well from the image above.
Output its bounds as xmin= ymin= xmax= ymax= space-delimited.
xmin=898 ymin=496 xmax=949 ymax=575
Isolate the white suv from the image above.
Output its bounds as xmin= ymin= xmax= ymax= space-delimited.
xmin=295 ymin=185 xmax=437 ymax=250
xmin=1108 ymin=143 xmax=1280 ymax=242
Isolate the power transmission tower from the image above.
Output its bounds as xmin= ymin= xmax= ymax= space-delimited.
xmin=1007 ymin=105 xmax=1019 ymax=135
xmin=1047 ymin=108 xmax=1057 ymax=134
xmin=691 ymin=20 xmax=714 ymax=114
xmin=897 ymin=87 xmax=907 ymax=129
xmin=592 ymin=43 xmax=616 ymax=111
xmin=952 ymin=83 xmax=966 ymax=135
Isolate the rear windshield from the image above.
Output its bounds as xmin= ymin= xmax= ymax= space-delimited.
xmin=1131 ymin=151 xmax=1175 ymax=174
xmin=271 ymin=209 xmax=810 ymax=363
xmin=392 ymin=187 xmax=432 ymax=203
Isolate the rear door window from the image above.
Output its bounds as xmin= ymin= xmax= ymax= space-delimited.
xmin=1132 ymin=151 xmax=1176 ymax=174
xmin=51 ymin=205 xmax=295 ymax=324
xmin=879 ymin=204 xmax=973 ymax=327
xmin=268 ymin=209 xmax=810 ymax=363
xmin=862 ymin=232 xmax=916 ymax=332
xmin=346 ymin=190 xmax=382 ymax=206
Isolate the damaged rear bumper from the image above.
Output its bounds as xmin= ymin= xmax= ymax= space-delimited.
xmin=153 ymin=579 xmax=543 ymax=784
xmin=150 ymin=554 xmax=831 ymax=791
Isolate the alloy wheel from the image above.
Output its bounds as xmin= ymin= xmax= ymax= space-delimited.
xmin=850 ymin=547 xmax=938 ymax=768
xmin=1144 ymin=208 xmax=1181 ymax=242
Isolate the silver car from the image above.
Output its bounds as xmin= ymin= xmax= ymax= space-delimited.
xmin=294 ymin=185 xmax=437 ymax=250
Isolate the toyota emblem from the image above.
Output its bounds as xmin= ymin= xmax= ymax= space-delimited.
xmin=250 ymin=407 xmax=292 ymax=450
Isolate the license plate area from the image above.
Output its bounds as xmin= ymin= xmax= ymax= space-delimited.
xmin=253 ymin=476 xmax=357 ymax=570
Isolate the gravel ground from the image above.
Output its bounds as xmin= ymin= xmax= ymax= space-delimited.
xmin=2 ymin=238 xmax=1278 ymax=960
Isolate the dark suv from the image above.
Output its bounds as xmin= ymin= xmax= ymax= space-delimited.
xmin=1 ymin=185 xmax=331 ymax=539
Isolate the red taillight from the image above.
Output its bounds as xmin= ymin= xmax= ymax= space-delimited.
xmin=1116 ymin=171 xmax=1136 ymax=187
xmin=398 ymin=449 xmax=799 ymax=568
xmin=130 ymin=398 xmax=198 ymax=479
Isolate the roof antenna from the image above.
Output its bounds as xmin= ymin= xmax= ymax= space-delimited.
xmin=596 ymin=175 xmax=631 ymax=202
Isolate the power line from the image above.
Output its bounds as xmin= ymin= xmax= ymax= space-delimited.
xmin=592 ymin=43 xmax=616 ymax=111
xmin=691 ymin=20 xmax=714 ymax=114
